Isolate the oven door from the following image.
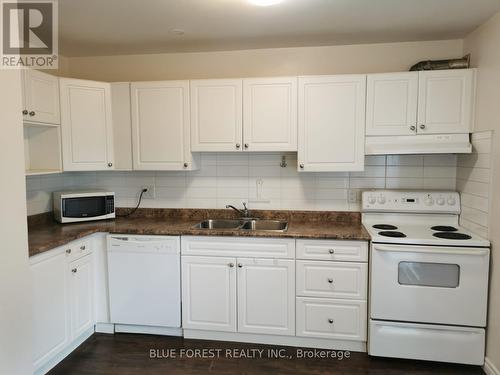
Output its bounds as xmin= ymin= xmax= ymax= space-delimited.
xmin=370 ymin=243 xmax=489 ymax=327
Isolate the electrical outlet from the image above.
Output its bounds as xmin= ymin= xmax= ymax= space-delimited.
xmin=141 ymin=185 xmax=155 ymax=199
xmin=348 ymin=189 xmax=359 ymax=204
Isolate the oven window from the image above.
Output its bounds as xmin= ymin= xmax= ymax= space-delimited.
xmin=63 ymin=197 xmax=106 ymax=218
xmin=398 ymin=262 xmax=460 ymax=288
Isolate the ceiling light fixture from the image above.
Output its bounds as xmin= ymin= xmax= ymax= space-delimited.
xmin=248 ymin=0 xmax=284 ymax=6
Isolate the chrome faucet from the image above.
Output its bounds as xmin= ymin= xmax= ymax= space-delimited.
xmin=226 ymin=202 xmax=250 ymax=218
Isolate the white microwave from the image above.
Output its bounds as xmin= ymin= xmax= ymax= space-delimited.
xmin=53 ymin=190 xmax=115 ymax=223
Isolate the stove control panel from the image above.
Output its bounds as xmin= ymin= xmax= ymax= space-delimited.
xmin=362 ymin=190 xmax=460 ymax=213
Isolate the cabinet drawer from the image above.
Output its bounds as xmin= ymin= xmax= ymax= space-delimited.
xmin=181 ymin=236 xmax=295 ymax=258
xmin=65 ymin=239 xmax=91 ymax=262
xmin=296 ymin=261 xmax=367 ymax=300
xmin=296 ymin=239 xmax=367 ymax=262
xmin=296 ymin=297 xmax=367 ymax=341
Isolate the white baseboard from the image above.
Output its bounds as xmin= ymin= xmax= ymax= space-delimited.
xmin=95 ymin=322 xmax=115 ymax=334
xmin=114 ymin=324 xmax=183 ymax=336
xmin=184 ymin=329 xmax=366 ymax=352
xmin=484 ymin=357 xmax=500 ymax=375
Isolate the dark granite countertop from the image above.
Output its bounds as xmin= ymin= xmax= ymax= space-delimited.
xmin=28 ymin=209 xmax=370 ymax=257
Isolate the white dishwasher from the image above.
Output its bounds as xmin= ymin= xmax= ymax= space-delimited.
xmin=107 ymin=235 xmax=181 ymax=328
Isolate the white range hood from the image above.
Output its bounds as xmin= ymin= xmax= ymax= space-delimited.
xmin=365 ymin=133 xmax=472 ymax=155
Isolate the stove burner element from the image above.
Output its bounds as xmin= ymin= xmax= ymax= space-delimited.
xmin=431 ymin=226 xmax=458 ymax=232
xmin=373 ymin=224 xmax=398 ymax=230
xmin=378 ymin=231 xmax=406 ymax=238
xmin=433 ymin=232 xmax=472 ymax=240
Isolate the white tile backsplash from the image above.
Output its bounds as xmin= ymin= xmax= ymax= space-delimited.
xmin=457 ymin=131 xmax=493 ymax=237
xmin=26 ymin=153 xmax=460 ymax=215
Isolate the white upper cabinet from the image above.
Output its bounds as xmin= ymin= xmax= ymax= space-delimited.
xmin=111 ymin=82 xmax=133 ymax=170
xmin=243 ymin=77 xmax=297 ymax=151
xmin=417 ymin=69 xmax=475 ymax=134
xmin=298 ymin=75 xmax=366 ymax=172
xmin=190 ymin=79 xmax=243 ymax=152
xmin=60 ymin=78 xmax=114 ymax=171
xmin=22 ymin=70 xmax=60 ymax=125
xmin=366 ymin=72 xmax=418 ymax=136
xmin=131 ymin=81 xmax=197 ymax=170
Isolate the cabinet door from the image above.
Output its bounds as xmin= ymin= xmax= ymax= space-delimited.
xmin=31 ymin=251 xmax=69 ymax=370
xmin=60 ymin=78 xmax=114 ymax=171
xmin=243 ymin=77 xmax=297 ymax=151
xmin=69 ymin=255 xmax=94 ymax=339
xmin=417 ymin=69 xmax=475 ymax=134
xmin=366 ymin=72 xmax=418 ymax=136
xmin=181 ymin=256 xmax=237 ymax=332
xmin=131 ymin=81 xmax=195 ymax=170
xmin=190 ymin=79 xmax=243 ymax=152
xmin=298 ymin=75 xmax=366 ymax=172
xmin=22 ymin=70 xmax=60 ymax=125
xmin=237 ymin=258 xmax=295 ymax=336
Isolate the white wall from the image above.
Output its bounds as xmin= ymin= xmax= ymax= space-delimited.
xmin=463 ymin=11 xmax=500 ymax=373
xmin=64 ymin=39 xmax=463 ymax=81
xmin=0 ymin=71 xmax=33 ymax=374
xmin=26 ymin=154 xmax=457 ymax=215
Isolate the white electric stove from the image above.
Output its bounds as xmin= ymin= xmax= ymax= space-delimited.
xmin=362 ymin=190 xmax=490 ymax=366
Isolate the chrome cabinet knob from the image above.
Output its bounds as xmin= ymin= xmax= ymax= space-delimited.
xmin=71 ymin=268 xmax=77 ymax=273
xmin=419 ymin=124 xmax=426 ymax=130
xmin=22 ymin=109 xmax=28 ymax=115
xmin=299 ymin=163 xmax=304 ymax=169
xmin=236 ymin=143 xmax=241 ymax=149
xmin=183 ymin=162 xmax=188 ymax=168
xmin=229 ymin=263 xmax=235 ymax=268
xmin=327 ymin=278 xmax=334 ymax=284
xmin=107 ymin=162 xmax=113 ymax=167
xmin=410 ymin=125 xmax=416 ymax=131
xmin=244 ymin=143 xmax=249 ymax=149
xmin=328 ymin=249 xmax=335 ymax=254
xmin=328 ymin=318 xmax=334 ymax=324
xmin=80 ymin=245 xmax=86 ymax=251
xmin=238 ymin=263 xmax=243 ymax=268
xmin=65 ymin=249 xmax=72 ymax=254
xmin=29 ymin=111 xmax=35 ymax=116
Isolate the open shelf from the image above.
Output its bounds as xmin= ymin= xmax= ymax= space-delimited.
xmin=24 ymin=123 xmax=62 ymax=176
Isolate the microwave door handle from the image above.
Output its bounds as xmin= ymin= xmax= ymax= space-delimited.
xmin=373 ymin=245 xmax=489 ymax=257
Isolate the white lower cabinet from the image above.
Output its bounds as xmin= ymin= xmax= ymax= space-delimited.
xmin=181 ymin=256 xmax=237 ymax=332
xmin=237 ymin=258 xmax=295 ymax=335
xmin=69 ymin=255 xmax=94 ymax=339
xmin=31 ymin=238 xmax=96 ymax=374
xmin=296 ymin=297 xmax=367 ymax=341
xmin=32 ymin=251 xmax=70 ymax=370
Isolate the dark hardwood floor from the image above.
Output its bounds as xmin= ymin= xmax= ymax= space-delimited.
xmin=49 ymin=333 xmax=484 ymax=375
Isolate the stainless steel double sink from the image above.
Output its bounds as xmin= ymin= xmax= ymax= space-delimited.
xmin=193 ymin=219 xmax=288 ymax=232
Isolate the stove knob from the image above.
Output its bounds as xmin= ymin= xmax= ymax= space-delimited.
xmin=377 ymin=196 xmax=386 ymax=204
xmin=368 ymin=197 xmax=376 ymax=204
xmin=447 ymin=197 xmax=456 ymax=205
xmin=436 ymin=198 xmax=445 ymax=206
xmin=424 ymin=197 xmax=434 ymax=206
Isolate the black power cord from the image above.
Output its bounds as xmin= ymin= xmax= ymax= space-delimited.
xmin=117 ymin=188 xmax=148 ymax=218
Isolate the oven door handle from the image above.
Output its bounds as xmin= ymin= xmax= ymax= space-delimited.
xmin=373 ymin=245 xmax=489 ymax=256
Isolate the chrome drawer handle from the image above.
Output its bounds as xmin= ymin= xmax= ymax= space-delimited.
xmin=327 ymin=278 xmax=333 ymax=284
xmin=65 ymin=249 xmax=71 ymax=254
xmin=80 ymin=245 xmax=86 ymax=251
xmin=238 ymin=263 xmax=243 ymax=268
xmin=229 ymin=263 xmax=234 ymax=268
xmin=328 ymin=319 xmax=334 ymax=324
xmin=71 ymin=268 xmax=77 ymax=273
xmin=328 ymin=249 xmax=335 ymax=254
